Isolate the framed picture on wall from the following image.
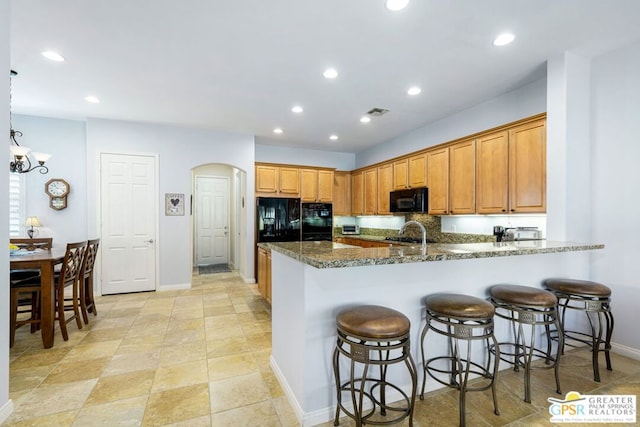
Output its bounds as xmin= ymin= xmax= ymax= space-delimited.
xmin=165 ymin=193 xmax=185 ymax=216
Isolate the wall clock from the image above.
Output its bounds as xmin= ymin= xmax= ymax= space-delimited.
xmin=45 ymin=178 xmax=70 ymax=210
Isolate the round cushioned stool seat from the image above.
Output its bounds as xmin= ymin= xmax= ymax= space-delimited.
xmin=336 ymin=304 xmax=410 ymax=339
xmin=544 ymin=278 xmax=611 ymax=298
xmin=490 ymin=284 xmax=557 ymax=307
xmin=425 ymin=293 xmax=495 ymax=319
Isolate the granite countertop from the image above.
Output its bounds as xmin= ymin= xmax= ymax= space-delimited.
xmin=259 ymin=240 xmax=605 ymax=269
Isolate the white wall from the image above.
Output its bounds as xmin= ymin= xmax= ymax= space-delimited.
xmin=1 ymin=0 xmax=12 ymax=422
xmin=85 ymin=118 xmax=257 ymax=286
xmin=590 ymin=39 xmax=640 ymax=351
xmin=12 ymin=115 xmax=88 ymax=246
xmin=255 ymin=143 xmax=356 ymax=171
xmin=356 ymin=78 xmax=547 ymax=168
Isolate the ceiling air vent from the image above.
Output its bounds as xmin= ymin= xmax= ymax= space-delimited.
xmin=366 ymin=108 xmax=390 ymax=117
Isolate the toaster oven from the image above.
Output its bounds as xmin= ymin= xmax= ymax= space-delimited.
xmin=341 ymin=225 xmax=360 ymax=235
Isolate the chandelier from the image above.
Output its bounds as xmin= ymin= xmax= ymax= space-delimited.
xmin=9 ymin=70 xmax=50 ymax=174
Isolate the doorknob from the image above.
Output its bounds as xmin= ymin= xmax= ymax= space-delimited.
xmin=145 ymin=239 xmax=155 ymax=244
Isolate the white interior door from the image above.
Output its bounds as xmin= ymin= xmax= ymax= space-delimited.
xmin=196 ymin=176 xmax=229 ymax=266
xmin=101 ymin=153 xmax=157 ymax=294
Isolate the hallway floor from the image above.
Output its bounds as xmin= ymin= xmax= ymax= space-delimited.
xmin=6 ymin=271 xmax=640 ymax=426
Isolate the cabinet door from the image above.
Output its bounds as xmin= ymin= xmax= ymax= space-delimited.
xmin=509 ymin=120 xmax=546 ymax=213
xmin=300 ymin=169 xmax=319 ymax=202
xmin=279 ymin=167 xmax=300 ymax=195
xmin=257 ymin=247 xmax=268 ymax=299
xmin=408 ymin=153 xmax=427 ymax=188
xmin=377 ymin=163 xmax=393 ymax=214
xmin=393 ymin=159 xmax=408 ymax=190
xmin=449 ymin=140 xmax=476 ymax=214
xmin=427 ymin=148 xmax=449 ymax=215
xmin=476 ymin=131 xmax=509 ymax=214
xmin=351 ymin=171 xmax=364 ymax=215
xmin=266 ymin=250 xmax=272 ymax=304
xmin=256 ymin=165 xmax=278 ymax=193
xmin=333 ymin=171 xmax=351 ymax=216
xmin=317 ymin=170 xmax=334 ymax=202
xmin=363 ymin=168 xmax=378 ymax=215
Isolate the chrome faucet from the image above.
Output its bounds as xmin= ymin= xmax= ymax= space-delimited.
xmin=399 ymin=220 xmax=427 ymax=252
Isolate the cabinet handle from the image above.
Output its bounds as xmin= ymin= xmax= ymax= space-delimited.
xmin=502 ymin=209 xmax=506 ymax=213
xmin=510 ymin=209 xmax=515 ymax=212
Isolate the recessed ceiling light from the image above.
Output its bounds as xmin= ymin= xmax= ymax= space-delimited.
xmin=85 ymin=96 xmax=100 ymax=104
xmin=360 ymin=116 xmax=371 ymax=123
xmin=291 ymin=105 xmax=303 ymax=114
xmin=273 ymin=128 xmax=283 ymax=134
xmin=407 ymin=86 xmax=422 ymax=96
xmin=41 ymin=50 xmax=65 ymax=62
xmin=323 ymin=68 xmax=338 ymax=79
xmin=386 ymin=0 xmax=409 ymax=11
xmin=329 ymin=134 xmax=339 ymax=141
xmin=493 ymin=33 xmax=515 ymax=46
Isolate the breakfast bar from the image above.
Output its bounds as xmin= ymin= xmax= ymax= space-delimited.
xmin=263 ymin=240 xmax=604 ymax=426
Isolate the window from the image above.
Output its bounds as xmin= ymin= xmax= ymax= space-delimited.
xmin=9 ymin=173 xmax=24 ymax=236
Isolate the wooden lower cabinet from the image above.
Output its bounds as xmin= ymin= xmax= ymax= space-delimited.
xmin=257 ymin=247 xmax=272 ymax=304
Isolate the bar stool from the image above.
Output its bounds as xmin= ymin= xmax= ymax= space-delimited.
xmin=333 ymin=305 xmax=417 ymax=426
xmin=420 ymin=293 xmax=500 ymax=427
xmin=543 ymin=278 xmax=614 ymax=382
xmin=488 ymin=285 xmax=562 ymax=403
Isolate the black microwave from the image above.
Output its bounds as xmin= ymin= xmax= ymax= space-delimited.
xmin=390 ymin=187 xmax=428 ymax=213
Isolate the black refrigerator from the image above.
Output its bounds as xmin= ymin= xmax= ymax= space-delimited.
xmin=256 ymin=197 xmax=301 ymax=242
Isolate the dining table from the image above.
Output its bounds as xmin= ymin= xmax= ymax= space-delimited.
xmin=9 ymin=248 xmax=66 ymax=348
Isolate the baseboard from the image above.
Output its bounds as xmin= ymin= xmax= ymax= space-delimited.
xmin=240 ymin=272 xmax=255 ymax=284
xmin=269 ymin=356 xmax=304 ymax=424
xmin=0 ymin=399 xmax=14 ymax=425
xmin=157 ymin=282 xmax=191 ymax=291
xmin=611 ymin=342 xmax=640 ymax=360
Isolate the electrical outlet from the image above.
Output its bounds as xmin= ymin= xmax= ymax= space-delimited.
xmin=452 ymin=225 xmax=457 ymax=232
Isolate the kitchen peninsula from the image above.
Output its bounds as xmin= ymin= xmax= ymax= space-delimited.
xmin=264 ymin=240 xmax=604 ymax=426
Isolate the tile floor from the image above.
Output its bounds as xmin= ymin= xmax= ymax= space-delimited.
xmin=5 ymin=271 xmax=640 ymax=426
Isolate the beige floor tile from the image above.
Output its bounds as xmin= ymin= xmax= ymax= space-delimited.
xmin=10 ymin=347 xmax=71 ymax=370
xmin=162 ymin=415 xmax=212 ymax=426
xmin=103 ymin=349 xmax=161 ymax=376
xmin=207 ymin=352 xmax=258 ymax=381
xmin=151 ymin=359 xmax=209 ymax=392
xmin=159 ymin=341 xmax=208 ymax=366
xmin=9 ymin=379 xmax=97 ymax=420
xmin=163 ymin=328 xmax=206 ymax=346
xmin=61 ymin=339 xmax=121 ymax=362
xmin=9 ymin=365 xmax=54 ymax=393
xmin=88 ymin=316 xmax=136 ymax=330
xmin=43 ymin=356 xmax=111 ymax=384
xmin=72 ymin=395 xmax=147 ymax=427
xmin=206 ymin=336 xmax=250 ymax=358
xmin=204 ymin=314 xmax=240 ymax=330
xmin=78 ymin=327 xmax=130 ymax=344
xmin=2 ymin=410 xmax=78 ymax=427
xmin=143 ymin=383 xmax=210 ymax=427
xmin=210 ymin=400 xmax=281 ymax=426
xmin=209 ymin=372 xmax=271 ymax=413
xmin=272 ymin=396 xmax=300 ymax=426
xmin=166 ymin=317 xmax=205 ymax=333
xmin=85 ymin=369 xmax=155 ymax=405
xmin=205 ymin=324 xmax=244 ymax=340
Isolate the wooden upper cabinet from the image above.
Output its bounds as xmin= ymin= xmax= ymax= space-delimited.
xmin=476 ymin=131 xmax=509 ymax=214
xmin=256 ymin=164 xmax=300 ymax=196
xmin=363 ymin=167 xmax=378 ymax=215
xmin=427 ymin=148 xmax=449 ymax=215
xmin=476 ymin=118 xmax=546 ymax=214
xmin=299 ymin=168 xmax=335 ymax=202
xmin=449 ymin=140 xmax=476 ymax=215
xmin=509 ymin=119 xmax=546 ymax=213
xmin=393 ymin=153 xmax=427 ymax=190
xmin=351 ymin=171 xmax=364 ymax=215
xmin=333 ymin=171 xmax=351 ymax=216
xmin=393 ymin=159 xmax=409 ymax=190
xmin=377 ymin=163 xmax=393 ymax=215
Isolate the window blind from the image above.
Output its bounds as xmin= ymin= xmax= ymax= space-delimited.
xmin=9 ymin=173 xmax=24 ymax=236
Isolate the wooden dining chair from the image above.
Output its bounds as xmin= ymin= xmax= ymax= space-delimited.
xmin=79 ymin=238 xmax=100 ymax=324
xmin=55 ymin=241 xmax=88 ymax=341
xmin=9 ymin=238 xmax=54 ymax=347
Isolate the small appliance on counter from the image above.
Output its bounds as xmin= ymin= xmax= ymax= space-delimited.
xmin=341 ymin=224 xmax=360 ymax=235
xmin=495 ymin=226 xmax=543 ymax=242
